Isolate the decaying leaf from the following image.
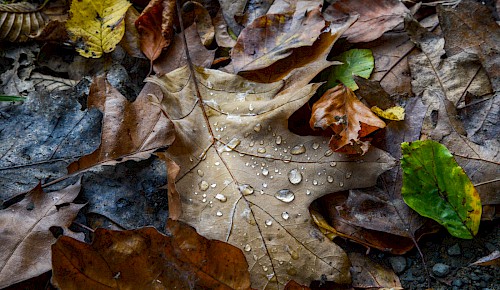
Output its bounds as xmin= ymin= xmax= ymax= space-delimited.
xmin=147 ymin=66 xmax=395 ymax=288
xmin=52 ymin=220 xmax=251 ymax=289
xmin=135 ymin=0 xmax=176 ymax=64
xmin=184 ymin=1 xmax=214 ymax=47
xmin=470 ymin=250 xmax=500 ymax=267
xmin=67 ymin=75 xmax=175 ymax=174
xmin=66 ymin=0 xmax=131 ymax=58
xmin=213 ymin=9 xmax=237 ymax=48
xmin=349 ymin=253 xmax=402 ymax=289
xmin=231 ymin=1 xmax=326 ymax=73
xmin=0 ymin=2 xmax=49 ymax=42
xmin=407 ymin=18 xmax=499 ymax=214
xmin=120 ymin=6 xmax=145 ymax=58
xmin=310 ymin=84 xmax=386 ymax=155
xmin=401 ymin=140 xmax=482 ymax=239
xmin=0 ymin=180 xmax=84 ymax=288
xmin=324 ymin=0 xmax=410 ymax=43
xmin=31 ymin=72 xmax=78 ymax=92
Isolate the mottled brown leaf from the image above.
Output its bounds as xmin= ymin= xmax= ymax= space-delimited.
xmin=147 ymin=66 xmax=395 ymax=289
xmin=310 ymin=84 xmax=386 ymax=155
xmin=52 ymin=220 xmax=252 ymax=289
xmin=0 ymin=180 xmax=84 ymax=288
xmin=67 ymin=75 xmax=175 ymax=174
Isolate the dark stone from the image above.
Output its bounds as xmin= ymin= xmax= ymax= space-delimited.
xmin=432 ymin=263 xmax=450 ymax=277
xmin=471 ymin=273 xmax=480 ymax=281
xmin=452 ymin=279 xmax=463 ymax=287
xmin=447 ymin=243 xmax=461 ymax=256
xmin=389 ymin=256 xmax=407 ymax=274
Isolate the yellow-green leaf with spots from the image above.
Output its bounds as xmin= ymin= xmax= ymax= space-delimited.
xmin=66 ymin=0 xmax=131 ymax=58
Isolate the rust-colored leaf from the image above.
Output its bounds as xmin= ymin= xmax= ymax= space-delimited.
xmin=324 ymin=0 xmax=409 ymax=43
xmin=310 ymin=84 xmax=386 ymax=155
xmin=231 ymin=1 xmax=326 ymax=73
xmin=0 ymin=180 xmax=84 ymax=288
xmin=51 ymin=220 xmax=252 ymax=289
xmin=284 ymin=280 xmax=311 ymax=290
xmin=0 ymin=2 xmax=49 ymax=42
xmin=67 ymin=75 xmax=175 ymax=174
xmin=470 ymin=250 xmax=500 ymax=266
xmin=135 ymin=0 xmax=176 ymax=64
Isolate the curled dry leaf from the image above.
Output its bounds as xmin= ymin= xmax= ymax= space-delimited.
xmin=213 ymin=9 xmax=237 ymax=48
xmin=231 ymin=1 xmax=326 ymax=73
xmin=185 ymin=1 xmax=214 ymax=47
xmin=324 ymin=0 xmax=410 ymax=43
xmin=310 ymin=84 xmax=386 ymax=155
xmin=31 ymin=72 xmax=78 ymax=92
xmin=470 ymin=250 xmax=500 ymax=267
xmin=120 ymin=6 xmax=145 ymax=59
xmin=349 ymin=253 xmax=402 ymax=289
xmin=67 ymin=75 xmax=175 ymax=174
xmin=0 ymin=180 xmax=84 ymax=288
xmin=66 ymin=0 xmax=131 ymax=58
xmin=146 ymin=66 xmax=395 ymax=288
xmin=135 ymin=0 xmax=176 ymax=64
xmin=52 ymin=220 xmax=252 ymax=289
xmin=0 ymin=2 xmax=49 ymax=42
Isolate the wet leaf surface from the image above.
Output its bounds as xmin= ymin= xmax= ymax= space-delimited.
xmin=0 ymin=180 xmax=84 ymax=288
xmin=147 ymin=66 xmax=395 ymax=288
xmin=52 ymin=220 xmax=252 ymax=289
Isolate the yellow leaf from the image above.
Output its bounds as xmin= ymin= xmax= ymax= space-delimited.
xmin=371 ymin=105 xmax=405 ymax=121
xmin=66 ymin=0 xmax=131 ymax=58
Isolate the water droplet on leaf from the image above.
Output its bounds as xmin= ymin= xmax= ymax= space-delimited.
xmin=274 ymin=189 xmax=295 ymax=203
xmin=239 ymin=184 xmax=254 ymax=195
xmin=290 ymin=144 xmax=306 ymax=155
xmin=287 ymin=169 xmax=302 ymax=184
xmin=215 ymin=193 xmax=227 ymax=202
xmin=281 ymin=211 xmax=290 ymax=220
xmin=199 ymin=181 xmax=209 ymax=191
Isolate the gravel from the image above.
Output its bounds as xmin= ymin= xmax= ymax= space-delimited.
xmin=432 ymin=263 xmax=450 ymax=277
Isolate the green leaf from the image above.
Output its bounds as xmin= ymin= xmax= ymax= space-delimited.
xmin=401 ymin=140 xmax=482 ymax=239
xmin=322 ymin=48 xmax=374 ymax=91
xmin=0 ymin=95 xmax=26 ymax=102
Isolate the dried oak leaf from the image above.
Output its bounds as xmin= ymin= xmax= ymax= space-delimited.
xmin=135 ymin=0 xmax=176 ymax=64
xmin=147 ymin=66 xmax=395 ymax=289
xmin=310 ymin=84 xmax=386 ymax=155
xmin=67 ymin=75 xmax=175 ymax=174
xmin=0 ymin=2 xmax=49 ymax=42
xmin=52 ymin=220 xmax=251 ymax=289
xmin=231 ymin=1 xmax=326 ymax=73
xmin=407 ymin=18 xmax=499 ymax=214
xmin=349 ymin=253 xmax=402 ymax=289
xmin=0 ymin=180 xmax=84 ymax=288
xmin=324 ymin=0 xmax=410 ymax=43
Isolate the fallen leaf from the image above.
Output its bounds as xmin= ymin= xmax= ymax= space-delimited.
xmin=135 ymin=0 xmax=176 ymax=64
xmin=185 ymin=1 xmax=214 ymax=47
xmin=67 ymin=75 xmax=175 ymax=174
xmin=318 ymin=48 xmax=374 ymax=91
xmin=120 ymin=6 xmax=145 ymax=58
xmin=231 ymin=1 xmax=326 ymax=73
xmin=349 ymin=253 xmax=402 ymax=289
xmin=66 ymin=0 xmax=131 ymax=58
xmin=0 ymin=2 xmax=49 ymax=42
xmin=470 ymin=250 xmax=500 ymax=266
xmin=284 ymin=280 xmax=311 ymax=290
xmin=371 ymin=105 xmax=405 ymax=121
xmin=213 ymin=9 xmax=237 ymax=48
xmin=147 ymin=66 xmax=395 ymax=288
xmin=0 ymin=180 xmax=84 ymax=288
xmin=52 ymin=220 xmax=252 ymax=289
xmin=324 ymin=0 xmax=410 ymax=43
xmin=401 ymin=140 xmax=482 ymax=239
xmin=31 ymin=72 xmax=78 ymax=92
xmin=312 ymin=97 xmax=437 ymax=254
xmin=153 ymin=23 xmax=215 ymax=75
xmin=217 ymin=0 xmax=245 ymax=35
xmin=310 ymin=84 xmax=386 ymax=155
xmin=407 ymin=18 xmax=499 ymax=214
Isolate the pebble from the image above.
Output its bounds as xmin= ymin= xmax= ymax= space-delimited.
xmin=447 ymin=244 xmax=461 ymax=256
xmin=470 ymin=273 xmax=480 ymax=281
xmin=452 ymin=279 xmax=463 ymax=287
xmin=432 ymin=263 xmax=450 ymax=277
xmin=389 ymin=256 xmax=407 ymax=274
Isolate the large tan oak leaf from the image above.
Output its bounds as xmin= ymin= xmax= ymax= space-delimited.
xmin=147 ymin=66 xmax=395 ymax=289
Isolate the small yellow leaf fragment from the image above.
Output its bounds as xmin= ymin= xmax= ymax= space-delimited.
xmin=66 ymin=0 xmax=131 ymax=58
xmin=371 ymin=105 xmax=405 ymax=121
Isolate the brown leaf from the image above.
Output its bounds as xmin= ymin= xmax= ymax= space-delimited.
xmin=231 ymin=1 xmax=326 ymax=73
xmin=324 ymin=0 xmax=410 ymax=43
xmin=156 ymin=153 xmax=182 ymax=220
xmin=135 ymin=0 xmax=176 ymax=63
xmin=284 ymin=280 xmax=311 ymax=290
xmin=407 ymin=18 xmax=499 ymax=214
xmin=470 ymin=250 xmax=500 ymax=266
xmin=349 ymin=253 xmax=402 ymax=289
xmin=52 ymin=220 xmax=252 ymax=289
xmin=0 ymin=2 xmax=49 ymax=42
xmin=185 ymin=1 xmax=214 ymax=47
xmin=147 ymin=66 xmax=395 ymax=288
xmin=213 ymin=9 xmax=237 ymax=48
xmin=310 ymin=84 xmax=386 ymax=155
xmin=120 ymin=6 xmax=145 ymax=59
xmin=153 ymin=23 xmax=215 ymax=75
xmin=67 ymin=75 xmax=175 ymax=174
xmin=0 ymin=180 xmax=84 ymax=288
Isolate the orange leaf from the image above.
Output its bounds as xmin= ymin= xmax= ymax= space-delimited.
xmin=310 ymin=84 xmax=386 ymax=155
xmin=51 ymin=220 xmax=252 ymax=289
xmin=135 ymin=0 xmax=175 ymax=63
